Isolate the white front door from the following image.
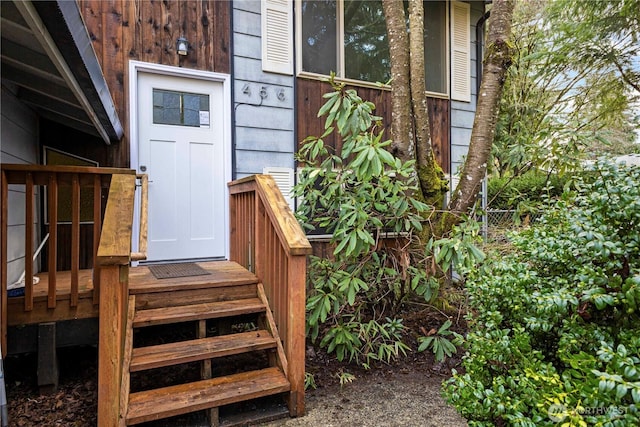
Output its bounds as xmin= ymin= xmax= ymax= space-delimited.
xmin=137 ymin=72 xmax=226 ymax=262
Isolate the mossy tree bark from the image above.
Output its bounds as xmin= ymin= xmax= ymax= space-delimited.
xmin=382 ymin=0 xmax=448 ymax=209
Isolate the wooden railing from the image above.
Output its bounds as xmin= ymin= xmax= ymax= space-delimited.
xmin=228 ymin=175 xmax=312 ymax=416
xmin=95 ymin=173 xmax=136 ymax=427
xmin=130 ymin=173 xmax=148 ymax=262
xmin=0 ymin=164 xmax=136 ymax=356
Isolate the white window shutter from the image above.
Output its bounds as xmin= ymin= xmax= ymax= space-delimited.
xmin=451 ymin=1 xmax=470 ymax=102
xmin=263 ymin=167 xmax=295 ymax=210
xmin=262 ymin=0 xmax=293 ymax=75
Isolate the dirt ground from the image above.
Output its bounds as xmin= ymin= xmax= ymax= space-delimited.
xmin=266 ymin=361 xmax=467 ymax=427
xmin=4 ymin=308 xmax=468 ymax=426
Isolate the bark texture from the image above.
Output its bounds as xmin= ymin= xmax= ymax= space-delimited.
xmin=407 ymin=0 xmax=445 ymax=201
xmin=408 ymin=0 xmax=431 ymax=163
xmin=383 ymin=0 xmax=447 ymax=205
xmin=448 ymin=0 xmax=515 ymax=217
xmin=382 ymin=0 xmax=413 ymax=160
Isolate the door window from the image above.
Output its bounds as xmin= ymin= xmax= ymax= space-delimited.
xmin=152 ymin=89 xmax=210 ymax=128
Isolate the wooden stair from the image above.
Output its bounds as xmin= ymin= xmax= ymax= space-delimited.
xmin=122 ymin=263 xmax=291 ymax=426
xmin=127 ymin=368 xmax=290 ymax=425
xmin=129 ymin=330 xmax=278 ymax=372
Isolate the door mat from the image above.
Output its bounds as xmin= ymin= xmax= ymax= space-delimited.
xmin=148 ymin=263 xmax=211 ymax=280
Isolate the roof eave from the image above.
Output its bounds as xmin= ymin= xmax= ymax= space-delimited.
xmin=19 ymin=0 xmax=124 ymax=144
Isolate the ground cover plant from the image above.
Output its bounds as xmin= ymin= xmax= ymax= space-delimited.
xmin=445 ymin=161 xmax=640 ymax=426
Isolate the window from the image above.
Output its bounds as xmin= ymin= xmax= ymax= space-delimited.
xmin=300 ymin=0 xmax=390 ymax=83
xmin=297 ymin=0 xmax=452 ymax=96
xmin=424 ymin=1 xmax=448 ymax=94
xmin=152 ymin=89 xmax=210 ymax=128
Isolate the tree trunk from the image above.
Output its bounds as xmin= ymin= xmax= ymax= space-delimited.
xmin=408 ymin=0 xmax=430 ymax=161
xmin=407 ymin=1 xmax=446 ymax=202
xmin=383 ymin=0 xmax=447 ymax=206
xmin=448 ymin=0 xmax=515 ymax=217
xmin=382 ymin=0 xmax=412 ymax=161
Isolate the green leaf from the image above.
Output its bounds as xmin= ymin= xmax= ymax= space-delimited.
xmin=615 ymin=383 xmax=627 ymax=400
xmin=418 ymin=336 xmax=434 ymax=352
xmin=318 ymin=94 xmax=337 ymax=117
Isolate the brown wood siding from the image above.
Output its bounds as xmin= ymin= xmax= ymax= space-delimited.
xmin=78 ymin=0 xmax=231 ymax=168
xmin=296 ymin=79 xmax=391 ymax=157
xmin=296 ymin=78 xmax=450 ymax=173
xmin=428 ymin=97 xmax=450 ymax=174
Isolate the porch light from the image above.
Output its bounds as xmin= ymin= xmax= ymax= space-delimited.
xmin=176 ymin=37 xmax=188 ymax=56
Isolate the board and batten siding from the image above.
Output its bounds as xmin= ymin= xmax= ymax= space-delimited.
xmin=233 ymin=0 xmax=296 ymax=180
xmin=1 ymin=85 xmax=40 ymax=285
xmin=450 ymin=0 xmax=484 ymax=175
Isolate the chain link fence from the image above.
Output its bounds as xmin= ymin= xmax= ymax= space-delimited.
xmin=482 ymin=209 xmax=542 ymax=242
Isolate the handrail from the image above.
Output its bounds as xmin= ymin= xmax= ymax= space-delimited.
xmin=228 ymin=174 xmax=311 ymax=416
xmin=1 ymin=164 xmax=135 ymax=176
xmin=130 ymin=174 xmax=148 ymax=262
xmin=96 ymin=174 xmax=136 ymax=266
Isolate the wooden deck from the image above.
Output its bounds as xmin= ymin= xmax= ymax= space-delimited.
xmin=7 ymin=261 xmax=255 ymax=327
xmin=7 ymin=269 xmax=97 ymax=326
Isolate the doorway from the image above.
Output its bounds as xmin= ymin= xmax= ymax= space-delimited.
xmin=131 ymin=62 xmax=231 ymax=262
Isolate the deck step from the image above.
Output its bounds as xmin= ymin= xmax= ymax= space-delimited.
xmin=128 ymin=261 xmax=260 ymax=294
xmin=126 ymin=367 xmax=290 ymax=425
xmin=130 ymin=329 xmax=277 ymax=372
xmin=133 ymin=298 xmax=266 ymax=327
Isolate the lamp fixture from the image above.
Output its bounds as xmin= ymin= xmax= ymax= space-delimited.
xmin=176 ymin=36 xmax=188 ymax=56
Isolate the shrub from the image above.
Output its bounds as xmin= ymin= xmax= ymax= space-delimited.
xmin=445 ymin=161 xmax=640 ymax=426
xmin=487 ymin=171 xmax=569 ymax=210
xmin=294 ymin=75 xmax=433 ymax=367
xmin=295 ymin=76 xmax=484 ymax=368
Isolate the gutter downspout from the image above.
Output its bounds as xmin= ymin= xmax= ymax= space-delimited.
xmin=230 ymin=2 xmax=237 ymax=181
xmin=292 ymin=1 xmax=299 ymax=210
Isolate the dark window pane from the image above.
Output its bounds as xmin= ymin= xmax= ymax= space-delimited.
xmin=163 ymin=108 xmax=181 ymax=126
xmin=424 ymin=1 xmax=447 ymax=94
xmin=183 ymin=94 xmax=200 ymax=127
xmin=344 ymin=0 xmax=390 ymax=82
xmin=301 ymin=1 xmax=337 ymax=75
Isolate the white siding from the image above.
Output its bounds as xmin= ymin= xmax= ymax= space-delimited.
xmin=233 ymin=1 xmax=296 ymax=178
xmin=450 ymin=1 xmax=484 ymax=174
xmin=1 ymin=84 xmax=40 ymax=285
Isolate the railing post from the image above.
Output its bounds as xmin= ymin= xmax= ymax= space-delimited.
xmin=93 ymin=175 xmax=103 ymax=304
xmin=47 ymin=173 xmax=58 ymax=308
xmin=71 ymin=173 xmax=80 ymax=306
xmin=25 ymin=173 xmax=34 ymax=311
xmin=286 ymin=255 xmax=307 ymax=416
xmin=96 ymin=173 xmax=136 ymax=427
xmin=98 ymin=264 xmax=129 ymax=427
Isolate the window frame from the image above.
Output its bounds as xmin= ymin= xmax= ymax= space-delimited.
xmin=294 ymin=0 xmax=451 ymax=99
